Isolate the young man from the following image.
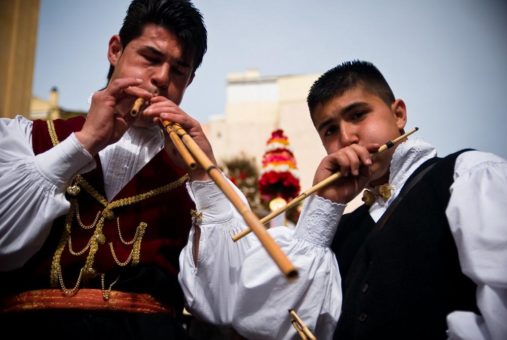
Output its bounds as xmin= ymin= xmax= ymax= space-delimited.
xmin=0 ymin=0 xmax=212 ymax=338
xmin=178 ymin=61 xmax=507 ymax=339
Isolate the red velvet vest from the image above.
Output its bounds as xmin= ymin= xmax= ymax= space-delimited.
xmin=4 ymin=117 xmax=195 ymax=308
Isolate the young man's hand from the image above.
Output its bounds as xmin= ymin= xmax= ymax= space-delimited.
xmin=314 ymin=143 xmax=378 ymax=204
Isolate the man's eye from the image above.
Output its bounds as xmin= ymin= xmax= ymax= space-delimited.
xmin=324 ymin=125 xmax=338 ymax=137
xmin=350 ymin=110 xmax=368 ymax=121
xmin=143 ymin=55 xmax=159 ymax=64
xmin=172 ymin=68 xmax=184 ymax=76
xmin=351 ymin=111 xmax=366 ymax=120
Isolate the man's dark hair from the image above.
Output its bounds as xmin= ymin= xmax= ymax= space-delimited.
xmin=107 ymin=0 xmax=207 ymax=80
xmin=307 ymin=60 xmax=395 ymax=114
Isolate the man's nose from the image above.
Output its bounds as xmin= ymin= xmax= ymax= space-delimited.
xmin=151 ymin=64 xmax=170 ymax=91
xmin=339 ymin=123 xmax=359 ymax=147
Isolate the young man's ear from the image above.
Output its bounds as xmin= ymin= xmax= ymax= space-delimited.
xmin=107 ymin=35 xmax=123 ymax=66
xmin=391 ymin=99 xmax=407 ymax=130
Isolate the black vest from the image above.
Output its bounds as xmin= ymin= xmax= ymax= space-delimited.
xmin=332 ymin=150 xmax=478 ymax=340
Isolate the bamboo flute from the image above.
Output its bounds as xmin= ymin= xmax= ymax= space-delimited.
xmin=232 ymin=127 xmax=419 ymax=242
xmin=289 ymin=309 xmax=316 ymax=340
xmin=160 ymin=120 xmax=197 ymax=170
xmin=167 ymin=123 xmax=298 ymax=278
xmin=129 ymin=98 xmax=298 ymax=278
xmin=130 ymin=97 xmax=145 ymax=117
xmin=291 ymin=321 xmax=308 ymax=340
xmin=130 ymin=98 xmax=197 ymax=169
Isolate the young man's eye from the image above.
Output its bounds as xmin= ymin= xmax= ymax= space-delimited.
xmin=351 ymin=111 xmax=366 ymax=120
xmin=324 ymin=125 xmax=338 ymax=137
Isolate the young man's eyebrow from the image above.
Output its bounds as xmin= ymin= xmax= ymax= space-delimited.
xmin=316 ymin=117 xmax=335 ymax=133
xmin=140 ymin=46 xmax=191 ymax=68
xmin=340 ymin=102 xmax=369 ymax=116
xmin=316 ymin=101 xmax=370 ymax=131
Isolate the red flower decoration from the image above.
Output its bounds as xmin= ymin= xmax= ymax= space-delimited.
xmin=259 ymin=171 xmax=300 ymax=202
xmin=259 ymin=129 xmax=300 ymax=204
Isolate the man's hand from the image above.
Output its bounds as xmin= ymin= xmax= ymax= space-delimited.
xmin=314 ymin=143 xmax=378 ymax=204
xmin=142 ymin=96 xmax=216 ymax=180
xmin=75 ymin=78 xmax=152 ymax=155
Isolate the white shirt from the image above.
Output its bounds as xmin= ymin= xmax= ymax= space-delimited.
xmin=0 ymin=115 xmax=164 ymax=270
xmin=178 ymin=138 xmax=507 ymax=340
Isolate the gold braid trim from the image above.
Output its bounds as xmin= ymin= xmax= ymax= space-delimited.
xmin=50 ymin=200 xmax=76 ymax=287
xmin=47 ymin=120 xmax=59 ymax=146
xmin=109 ymin=222 xmax=147 ymax=266
xmin=46 ymin=119 xmax=189 ymax=296
xmin=76 ymin=174 xmax=188 ymax=210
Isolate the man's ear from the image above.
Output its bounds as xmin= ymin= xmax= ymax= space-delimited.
xmin=108 ymin=35 xmax=123 ymax=66
xmin=391 ymin=99 xmax=407 ymax=130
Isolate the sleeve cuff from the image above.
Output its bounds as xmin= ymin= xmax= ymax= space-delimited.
xmin=294 ymin=195 xmax=345 ymax=247
xmin=34 ymin=133 xmax=95 ymax=189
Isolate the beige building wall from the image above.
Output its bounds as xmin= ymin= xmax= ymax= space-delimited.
xmin=30 ymin=87 xmax=61 ymax=120
xmin=0 ymin=0 xmax=40 ymax=118
xmin=206 ymin=70 xmax=321 ymax=191
xmin=277 ymin=74 xmax=326 ymax=192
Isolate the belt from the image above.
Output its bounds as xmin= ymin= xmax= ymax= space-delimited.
xmin=0 ymin=289 xmax=174 ymax=315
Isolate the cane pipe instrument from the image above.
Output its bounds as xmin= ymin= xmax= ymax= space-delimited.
xmin=129 ymin=97 xmax=145 ymax=117
xmin=160 ymin=120 xmax=198 ymax=170
xmin=130 ymin=99 xmax=298 ymax=278
xmin=289 ymin=309 xmax=317 ymax=340
xmin=132 ymin=98 xmax=198 ymax=169
xmin=232 ymin=127 xmax=419 ymax=242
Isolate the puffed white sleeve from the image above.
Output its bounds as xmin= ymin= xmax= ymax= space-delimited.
xmin=179 ymin=178 xmax=343 ymax=340
xmin=445 ymin=151 xmax=507 ymax=340
xmin=232 ymin=195 xmax=343 ymax=340
xmin=179 ymin=179 xmax=255 ymax=324
xmin=0 ymin=116 xmax=94 ymax=271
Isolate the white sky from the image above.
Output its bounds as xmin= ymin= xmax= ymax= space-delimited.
xmin=33 ymin=0 xmax=507 ymax=159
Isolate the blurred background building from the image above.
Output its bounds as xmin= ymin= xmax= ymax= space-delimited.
xmin=0 ymin=0 xmax=40 ymax=119
xmin=206 ymin=69 xmax=323 ymax=191
xmin=0 ymin=0 xmax=84 ymax=120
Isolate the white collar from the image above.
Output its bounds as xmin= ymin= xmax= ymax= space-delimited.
xmin=388 ymin=138 xmax=437 ymax=192
xmin=99 ymin=125 xmax=165 ymax=200
xmin=368 ymin=138 xmax=437 ymax=220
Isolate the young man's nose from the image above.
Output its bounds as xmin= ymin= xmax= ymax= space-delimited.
xmin=339 ymin=124 xmax=359 ymax=147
